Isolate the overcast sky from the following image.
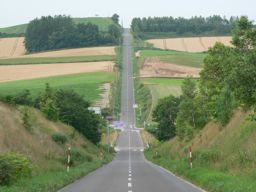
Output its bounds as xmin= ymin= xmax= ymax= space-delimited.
xmin=1 ymin=0 xmax=255 ymax=28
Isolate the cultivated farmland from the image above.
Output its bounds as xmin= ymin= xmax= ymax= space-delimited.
xmin=22 ymin=46 xmax=116 ymax=58
xmin=0 ymin=37 xmax=115 ymax=59
xmin=140 ymin=58 xmax=201 ymax=78
xmin=146 ymin=36 xmax=232 ymax=52
xmin=0 ymin=61 xmax=114 ymax=82
xmin=0 ymin=72 xmax=115 ymax=103
xmin=0 ymin=37 xmax=25 ymax=57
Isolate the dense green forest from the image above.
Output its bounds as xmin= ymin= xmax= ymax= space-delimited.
xmin=131 ymin=15 xmax=238 ymax=39
xmin=150 ymin=16 xmax=256 ymax=141
xmin=25 ymin=15 xmax=121 ymax=52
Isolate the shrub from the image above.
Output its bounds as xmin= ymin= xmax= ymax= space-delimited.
xmin=0 ymin=153 xmax=32 ymax=185
xmin=51 ymin=133 xmax=67 ymax=144
xmin=68 ymin=148 xmax=93 ymax=166
xmin=21 ymin=107 xmax=33 ymax=132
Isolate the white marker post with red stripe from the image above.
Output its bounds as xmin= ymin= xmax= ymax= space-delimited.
xmin=189 ymin=146 xmax=192 ymax=169
xmin=67 ymin=146 xmax=71 ymax=173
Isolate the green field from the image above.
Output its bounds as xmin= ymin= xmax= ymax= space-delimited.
xmin=141 ymin=78 xmax=184 ymax=122
xmin=0 ymin=55 xmax=115 ymax=65
xmin=140 ymin=49 xmax=206 ymax=68
xmin=0 ymin=17 xmax=116 ymax=34
xmin=0 ymin=72 xmax=115 ymax=103
xmin=73 ymin=17 xmax=117 ymax=31
xmin=143 ymin=78 xmax=183 ymax=102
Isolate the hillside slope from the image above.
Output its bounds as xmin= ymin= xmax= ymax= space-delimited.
xmin=145 ymin=109 xmax=256 ymax=191
xmin=0 ymin=17 xmax=116 ymax=34
xmin=0 ymin=101 xmax=105 ymax=169
xmin=0 ymin=101 xmax=111 ymax=191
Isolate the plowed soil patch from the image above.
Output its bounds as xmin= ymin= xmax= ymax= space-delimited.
xmin=140 ymin=58 xmax=201 ymax=78
xmin=0 ymin=61 xmax=114 ymax=82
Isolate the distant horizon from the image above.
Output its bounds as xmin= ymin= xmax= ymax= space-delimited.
xmin=0 ymin=14 xmax=255 ymax=29
xmin=1 ymin=0 xmax=255 ymax=28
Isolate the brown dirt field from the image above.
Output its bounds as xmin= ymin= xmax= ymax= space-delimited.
xmin=140 ymin=58 xmax=201 ymax=78
xmin=0 ymin=61 xmax=114 ymax=82
xmin=147 ymin=36 xmax=232 ymax=52
xmin=95 ymin=83 xmax=111 ymax=108
xmin=22 ymin=46 xmax=116 ymax=58
xmin=0 ymin=37 xmax=26 ymax=58
xmin=165 ymin=38 xmax=185 ymax=51
xmin=0 ymin=37 xmax=115 ymax=58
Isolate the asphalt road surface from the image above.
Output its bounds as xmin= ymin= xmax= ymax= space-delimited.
xmin=59 ymin=29 xmax=204 ymax=192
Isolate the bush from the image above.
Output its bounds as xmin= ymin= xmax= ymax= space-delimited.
xmin=70 ymin=148 xmax=93 ymax=166
xmin=193 ymin=150 xmax=222 ymax=165
xmin=0 ymin=153 xmax=32 ymax=185
xmin=51 ymin=133 xmax=67 ymax=144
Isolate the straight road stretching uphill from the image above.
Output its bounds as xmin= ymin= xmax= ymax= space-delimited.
xmin=59 ymin=29 xmax=204 ymax=192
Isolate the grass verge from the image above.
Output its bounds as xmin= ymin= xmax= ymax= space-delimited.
xmin=0 ymin=158 xmax=112 ymax=192
xmin=0 ymin=55 xmax=115 ymax=65
xmin=145 ymin=149 xmax=256 ymax=192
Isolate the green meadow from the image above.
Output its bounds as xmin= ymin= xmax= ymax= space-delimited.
xmin=0 ymin=72 xmax=115 ymax=103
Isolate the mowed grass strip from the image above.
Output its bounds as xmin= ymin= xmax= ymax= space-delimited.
xmin=140 ymin=50 xmax=206 ymax=68
xmin=0 ymin=55 xmax=115 ymax=65
xmin=0 ymin=72 xmax=115 ymax=102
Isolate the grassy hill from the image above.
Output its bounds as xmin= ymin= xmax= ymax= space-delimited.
xmin=0 ymin=17 xmax=116 ymax=35
xmin=0 ymin=102 xmax=112 ymax=191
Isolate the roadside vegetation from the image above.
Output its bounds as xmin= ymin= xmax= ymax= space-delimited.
xmin=141 ymin=16 xmax=256 ymax=191
xmin=0 ymin=101 xmax=113 ymax=191
xmin=132 ymin=15 xmax=237 ymax=39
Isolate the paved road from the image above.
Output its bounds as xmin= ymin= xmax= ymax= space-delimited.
xmin=59 ymin=29 xmax=204 ymax=192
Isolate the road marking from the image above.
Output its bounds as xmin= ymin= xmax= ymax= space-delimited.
xmin=128 ymin=177 xmax=132 ymax=181
xmin=129 ymin=170 xmax=131 ymax=173
xmin=128 ymin=191 xmax=132 ymax=192
xmin=129 ymin=174 xmax=132 ymax=177
xmin=128 ymin=182 xmax=132 ymax=187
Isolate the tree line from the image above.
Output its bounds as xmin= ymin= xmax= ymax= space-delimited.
xmin=151 ymin=16 xmax=256 ymax=141
xmin=131 ymin=15 xmax=238 ymax=39
xmin=25 ymin=15 xmax=121 ymax=53
xmin=1 ymin=84 xmax=104 ymax=144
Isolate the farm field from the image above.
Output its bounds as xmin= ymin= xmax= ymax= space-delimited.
xmin=0 ymin=55 xmax=115 ymax=65
xmin=0 ymin=61 xmax=114 ymax=82
xmin=139 ymin=49 xmax=206 ymax=68
xmin=146 ymin=36 xmax=232 ymax=52
xmin=0 ymin=72 xmax=115 ymax=103
xmin=0 ymin=37 xmax=116 ymax=58
xmin=141 ymin=78 xmax=184 ymax=121
xmin=140 ymin=58 xmax=201 ymax=78
xmin=22 ymin=46 xmax=116 ymax=58
xmin=0 ymin=37 xmax=25 ymax=57
xmin=142 ymin=78 xmax=183 ymax=106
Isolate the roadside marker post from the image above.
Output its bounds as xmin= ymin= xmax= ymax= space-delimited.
xmin=189 ymin=146 xmax=192 ymax=169
xmin=67 ymin=146 xmax=71 ymax=173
